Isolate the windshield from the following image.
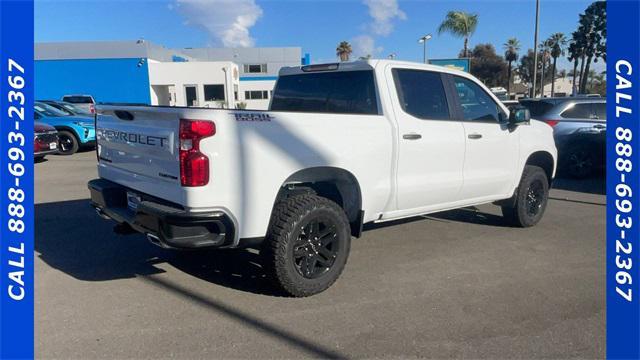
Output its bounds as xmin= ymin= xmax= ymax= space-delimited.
xmin=35 ymin=102 xmax=70 ymax=117
xmin=61 ymin=102 xmax=91 ymax=115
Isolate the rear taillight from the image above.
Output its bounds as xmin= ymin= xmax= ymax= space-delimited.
xmin=90 ymin=104 xmax=95 ymax=114
xmin=543 ymin=119 xmax=559 ymax=127
xmin=179 ymin=119 xmax=215 ymax=186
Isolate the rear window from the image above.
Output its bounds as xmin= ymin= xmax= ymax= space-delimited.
xmin=561 ymin=103 xmax=593 ymax=119
xmin=593 ymin=102 xmax=606 ymax=120
xmin=519 ymin=100 xmax=555 ymax=117
xmin=270 ymin=70 xmax=379 ymax=115
xmin=62 ymin=96 xmax=94 ymax=104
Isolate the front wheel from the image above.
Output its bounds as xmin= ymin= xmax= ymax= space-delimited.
xmin=262 ymin=194 xmax=351 ymax=297
xmin=502 ymin=165 xmax=550 ymax=227
xmin=57 ymin=130 xmax=79 ymax=155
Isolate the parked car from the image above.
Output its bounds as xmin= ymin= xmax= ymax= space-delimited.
xmin=34 ymin=122 xmax=59 ymax=161
xmin=89 ymin=60 xmax=556 ymax=297
xmin=519 ymin=97 xmax=606 ymax=178
xmin=61 ymin=94 xmax=96 ymax=114
xmin=34 ymin=101 xmax=96 ymax=155
xmin=39 ymin=100 xmax=93 ymax=116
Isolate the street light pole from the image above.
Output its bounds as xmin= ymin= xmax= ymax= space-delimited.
xmin=418 ymin=34 xmax=432 ymax=64
xmin=532 ymin=0 xmax=540 ymax=98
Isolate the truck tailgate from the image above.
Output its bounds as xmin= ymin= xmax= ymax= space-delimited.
xmin=97 ymin=108 xmax=179 ymax=183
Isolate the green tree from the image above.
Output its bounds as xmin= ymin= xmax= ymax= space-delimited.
xmin=572 ymin=1 xmax=606 ymax=93
xmin=518 ymin=49 xmax=544 ymax=97
xmin=464 ymin=44 xmax=508 ymax=88
xmin=437 ymin=11 xmax=479 ymax=58
xmin=567 ymin=37 xmax=584 ymax=95
xmin=503 ymin=38 xmax=521 ymax=96
xmin=538 ymin=40 xmax=552 ymax=96
xmin=336 ymin=41 xmax=353 ymax=62
xmin=547 ymin=32 xmax=568 ymax=97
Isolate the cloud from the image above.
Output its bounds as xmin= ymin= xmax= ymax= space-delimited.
xmin=363 ymin=0 xmax=406 ymax=36
xmin=352 ymin=35 xmax=383 ymax=58
xmin=175 ymin=0 xmax=263 ymax=47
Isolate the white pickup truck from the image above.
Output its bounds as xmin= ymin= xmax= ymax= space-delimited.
xmin=89 ymin=60 xmax=557 ymax=297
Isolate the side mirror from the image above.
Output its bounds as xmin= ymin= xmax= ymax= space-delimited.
xmin=508 ymin=106 xmax=530 ymax=126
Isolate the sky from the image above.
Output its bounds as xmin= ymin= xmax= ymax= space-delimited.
xmin=34 ymin=0 xmax=604 ymax=72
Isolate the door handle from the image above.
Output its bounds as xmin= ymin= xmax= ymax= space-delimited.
xmin=403 ymin=133 xmax=422 ymax=140
xmin=592 ymin=124 xmax=606 ymax=129
xmin=468 ymin=133 xmax=483 ymax=140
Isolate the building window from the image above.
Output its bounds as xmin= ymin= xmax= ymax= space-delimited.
xmin=243 ymin=64 xmax=268 ymax=73
xmin=245 ymin=90 xmax=269 ymax=100
xmin=204 ymin=84 xmax=225 ymax=101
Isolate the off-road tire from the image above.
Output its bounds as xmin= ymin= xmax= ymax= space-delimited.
xmin=262 ymin=194 xmax=351 ymax=297
xmin=502 ymin=165 xmax=549 ymax=227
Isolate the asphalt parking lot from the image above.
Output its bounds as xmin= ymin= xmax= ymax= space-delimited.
xmin=35 ymin=151 xmax=605 ymax=359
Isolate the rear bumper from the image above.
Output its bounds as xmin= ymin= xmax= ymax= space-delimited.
xmin=88 ymin=178 xmax=236 ymax=249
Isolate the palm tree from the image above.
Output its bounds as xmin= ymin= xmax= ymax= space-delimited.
xmin=503 ymin=38 xmax=521 ymax=96
xmin=547 ymin=32 xmax=568 ymax=97
xmin=437 ymin=11 xmax=479 ymax=58
xmin=336 ymin=41 xmax=353 ymax=62
xmin=538 ymin=40 xmax=552 ymax=96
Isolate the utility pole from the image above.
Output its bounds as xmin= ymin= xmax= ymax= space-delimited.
xmin=532 ymin=0 xmax=540 ymax=98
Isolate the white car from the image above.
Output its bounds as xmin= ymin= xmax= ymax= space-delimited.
xmin=89 ymin=60 xmax=557 ymax=297
xmin=61 ymin=94 xmax=96 ymax=114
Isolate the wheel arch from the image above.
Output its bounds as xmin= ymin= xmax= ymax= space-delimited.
xmin=275 ymin=166 xmax=364 ymax=237
xmin=53 ymin=126 xmax=81 ymax=140
xmin=525 ymin=151 xmax=555 ymax=186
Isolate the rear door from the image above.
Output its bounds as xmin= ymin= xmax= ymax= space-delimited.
xmin=388 ymin=66 xmax=465 ymax=211
xmin=450 ymin=75 xmax=519 ymax=200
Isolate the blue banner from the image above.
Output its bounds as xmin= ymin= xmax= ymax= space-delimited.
xmin=607 ymin=0 xmax=640 ymax=358
xmin=0 ymin=0 xmax=35 ymax=359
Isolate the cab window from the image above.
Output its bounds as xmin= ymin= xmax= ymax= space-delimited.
xmin=453 ymin=76 xmax=502 ymax=122
xmin=392 ymin=69 xmax=450 ymax=120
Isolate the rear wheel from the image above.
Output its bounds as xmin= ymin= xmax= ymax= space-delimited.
xmin=502 ymin=165 xmax=549 ymax=227
xmin=57 ymin=130 xmax=79 ymax=155
xmin=565 ymin=143 xmax=594 ymax=179
xmin=262 ymin=194 xmax=351 ymax=297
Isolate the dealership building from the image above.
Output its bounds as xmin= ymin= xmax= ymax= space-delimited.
xmin=35 ymin=40 xmax=310 ymax=110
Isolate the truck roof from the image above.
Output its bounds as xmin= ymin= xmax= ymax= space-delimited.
xmin=279 ymin=59 xmax=473 ymax=78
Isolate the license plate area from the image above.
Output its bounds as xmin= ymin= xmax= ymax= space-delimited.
xmin=50 ymin=142 xmax=57 ymax=150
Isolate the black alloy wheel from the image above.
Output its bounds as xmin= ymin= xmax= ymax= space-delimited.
xmin=525 ymin=179 xmax=545 ymax=217
xmin=57 ymin=130 xmax=79 ymax=155
xmin=292 ymin=216 xmax=340 ymax=279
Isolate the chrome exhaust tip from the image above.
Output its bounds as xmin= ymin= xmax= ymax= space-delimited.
xmin=94 ymin=207 xmax=111 ymax=220
xmin=146 ymin=233 xmax=162 ymax=247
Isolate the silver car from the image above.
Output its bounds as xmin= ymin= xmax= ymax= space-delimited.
xmin=520 ymin=98 xmax=606 ymax=178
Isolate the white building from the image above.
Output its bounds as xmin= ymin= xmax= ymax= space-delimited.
xmin=148 ymin=61 xmax=239 ymax=108
xmin=35 ymin=41 xmax=308 ymax=110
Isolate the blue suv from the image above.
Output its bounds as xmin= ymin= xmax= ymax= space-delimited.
xmin=34 ymin=101 xmax=95 ymax=155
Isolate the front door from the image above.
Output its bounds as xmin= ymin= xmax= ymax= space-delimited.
xmin=450 ymin=75 xmax=519 ymax=200
xmin=389 ymin=66 xmax=466 ymax=213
